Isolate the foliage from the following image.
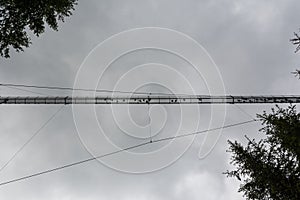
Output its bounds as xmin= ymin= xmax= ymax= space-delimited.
xmin=290 ymin=31 xmax=300 ymax=78
xmin=0 ymin=0 xmax=77 ymax=58
xmin=291 ymin=69 xmax=300 ymax=79
xmin=225 ymin=105 xmax=300 ymax=200
xmin=290 ymin=32 xmax=300 ymax=53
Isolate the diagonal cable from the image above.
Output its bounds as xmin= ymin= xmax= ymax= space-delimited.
xmin=0 ymin=119 xmax=257 ymax=187
xmin=0 ymin=83 xmax=190 ymax=96
xmin=0 ymin=141 xmax=150 ymax=187
xmin=152 ymin=119 xmax=256 ymax=143
xmin=234 ymin=104 xmax=257 ymax=121
xmin=4 ymin=85 xmax=49 ymax=96
xmin=0 ymin=105 xmax=65 ymax=173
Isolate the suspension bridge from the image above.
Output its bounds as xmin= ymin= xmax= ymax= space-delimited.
xmin=0 ymin=83 xmax=299 ymax=187
xmin=1 ymin=95 xmax=299 ymax=105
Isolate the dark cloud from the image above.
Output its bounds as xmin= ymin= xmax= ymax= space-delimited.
xmin=0 ymin=0 xmax=300 ymax=199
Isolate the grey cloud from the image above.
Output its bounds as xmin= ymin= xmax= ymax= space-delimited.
xmin=0 ymin=0 xmax=300 ymax=199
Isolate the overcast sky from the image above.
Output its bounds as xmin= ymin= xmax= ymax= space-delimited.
xmin=1 ymin=0 xmax=300 ymax=199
